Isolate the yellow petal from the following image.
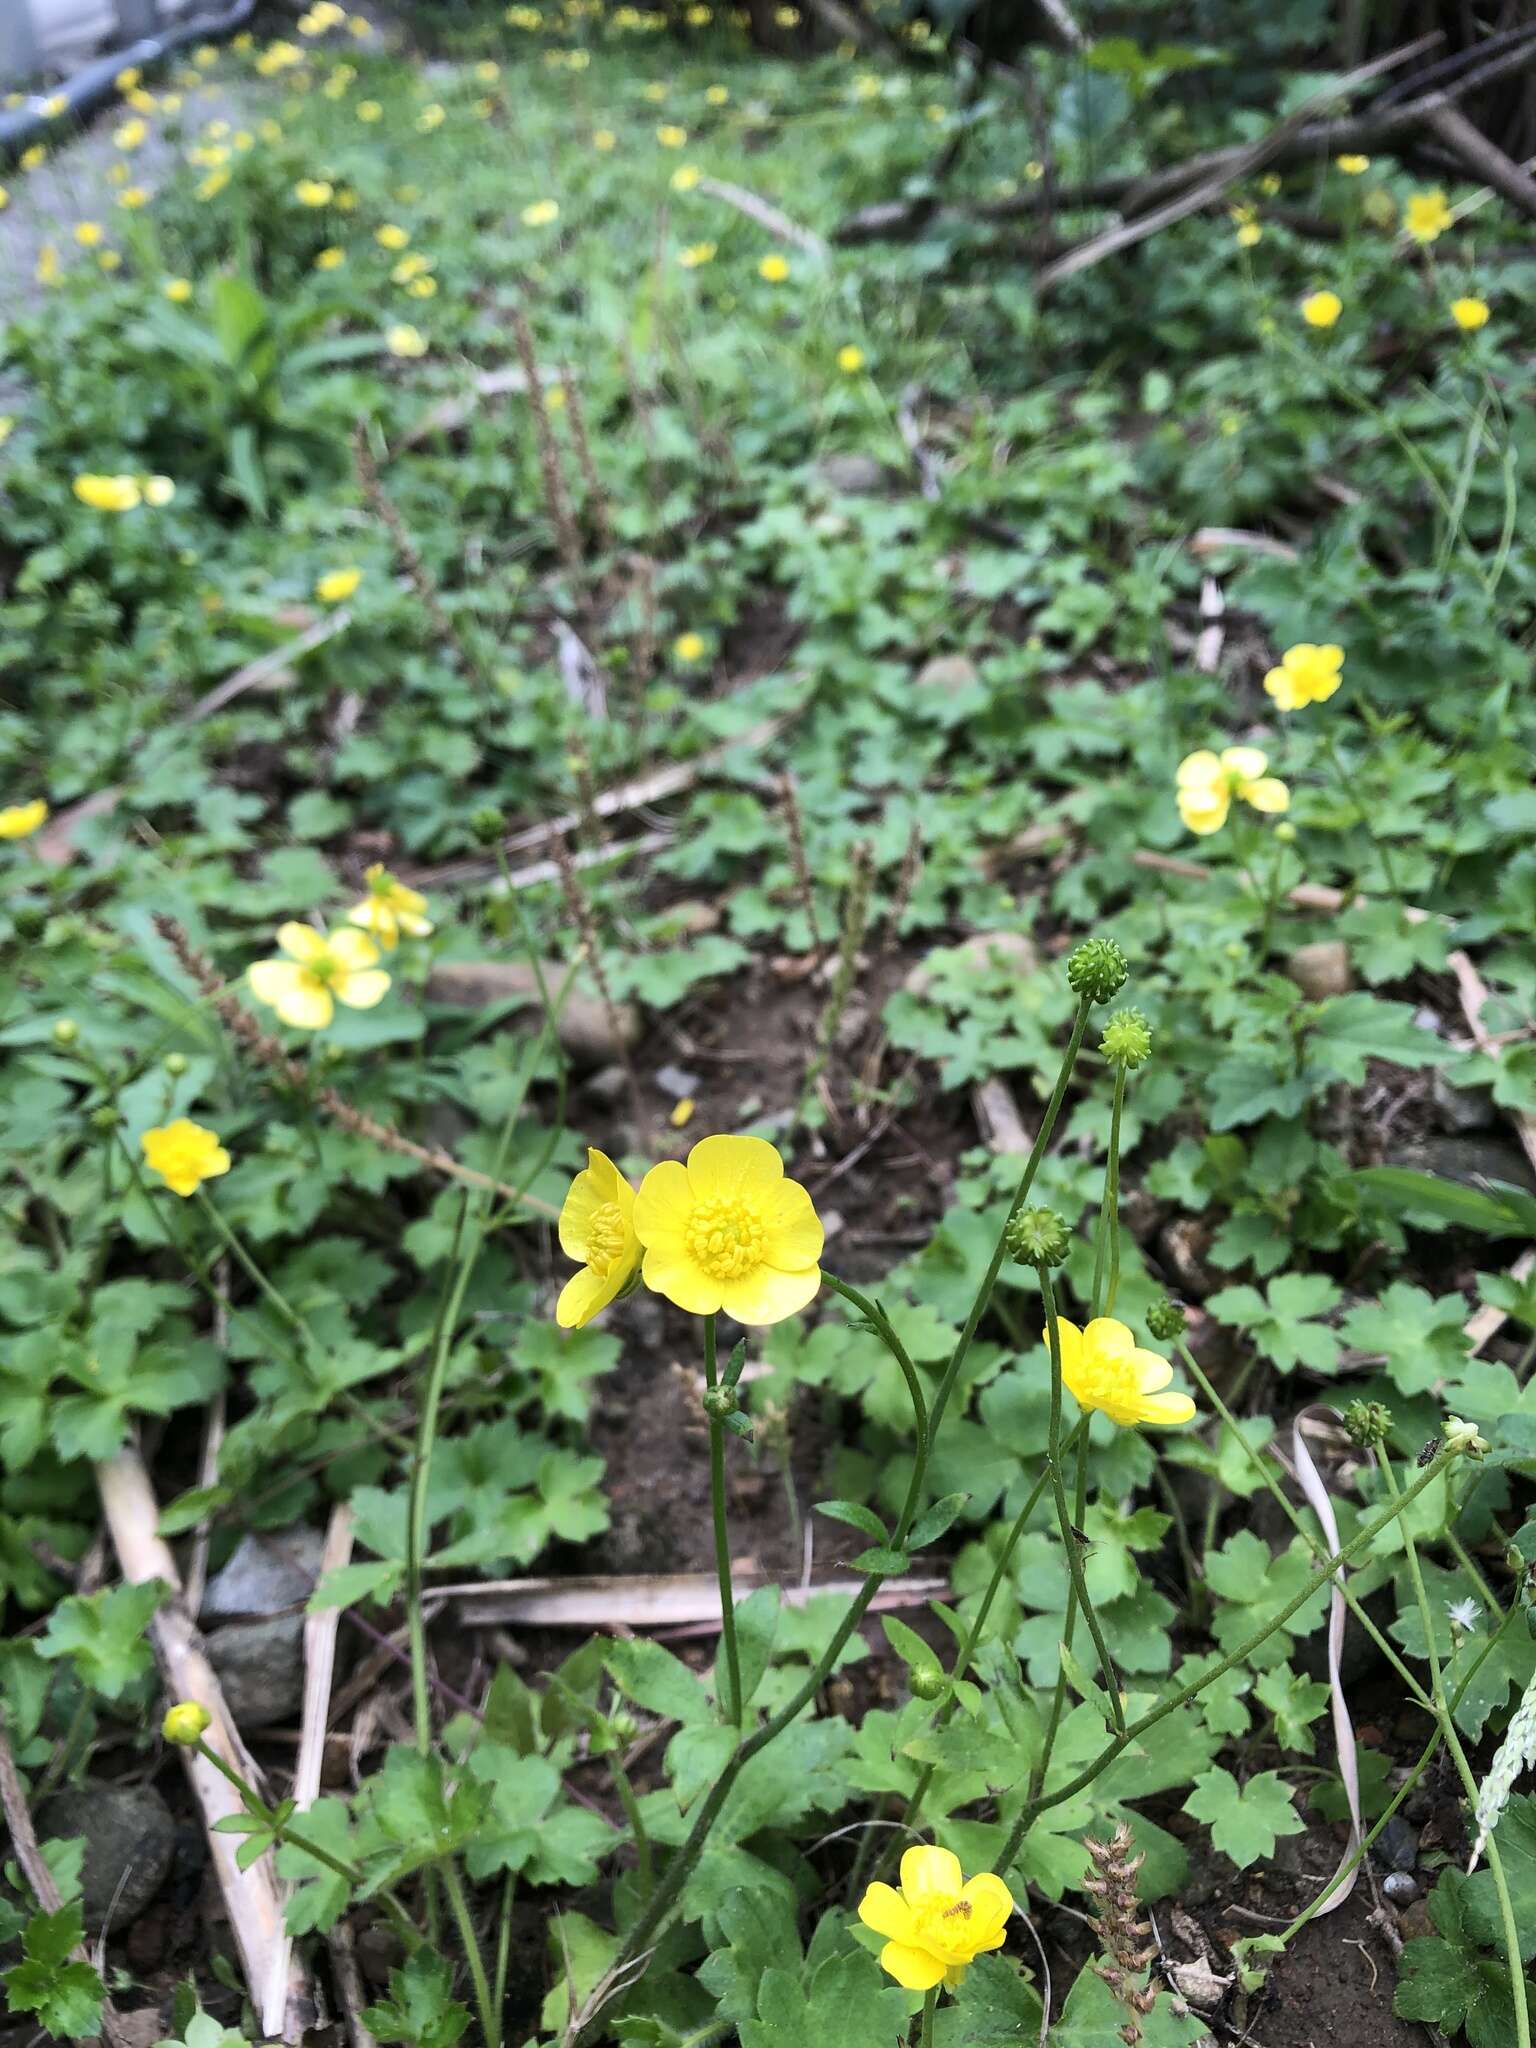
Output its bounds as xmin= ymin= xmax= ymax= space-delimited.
xmin=1220 ymin=745 xmax=1268 ymax=782
xmin=327 ymin=925 xmax=381 ymax=970
xmin=249 ymin=959 xmax=333 ymax=1030
xmin=1047 ymin=1315 xmax=1083 ymax=1374
xmin=1084 ymin=1317 xmax=1135 ymax=1362
xmin=1263 ymin=667 xmax=1303 ymax=710
xmin=334 ymin=968 xmax=391 ymax=1009
xmin=640 ymin=1243 xmax=724 ymax=1316
xmin=1176 ymin=750 xmax=1222 ymax=789
xmin=716 ymin=1260 xmax=821 ymax=1327
xmin=1136 ymin=1389 xmax=1197 ymax=1426
xmin=900 ymin=1844 xmax=963 ymax=1906
xmin=1178 ymin=787 xmax=1229 ymax=835
xmin=683 ymin=1132 xmax=785 ymax=1201
xmin=633 ymin=1159 xmax=695 ymax=1247
xmin=559 ymin=1158 xmax=604 ymax=1262
xmin=1134 ymin=1351 xmax=1173 ymax=1392
xmin=762 ymin=1176 xmax=824 ymax=1269
xmin=958 ymin=1871 xmax=1015 ymax=1931
xmin=879 ymin=1941 xmax=947 ymax=1991
xmin=857 ymin=1882 xmax=914 ymax=1943
xmin=1243 ymin=776 xmax=1290 ymax=814
xmin=556 ymin=1264 xmax=622 ymax=1329
xmin=276 ymin=920 xmax=328 ymax=964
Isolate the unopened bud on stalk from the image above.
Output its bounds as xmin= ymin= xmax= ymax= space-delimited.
xmin=910 ymin=1665 xmax=947 ymax=1702
xmin=1100 ymin=1008 xmax=1152 ymax=1070
xmin=1343 ymin=1399 xmax=1392 ymax=1449
xmin=51 ymin=1018 xmax=79 ymax=1046
xmin=162 ymin=1700 xmax=211 ymax=1745
xmin=1443 ymin=1414 xmax=1489 ymax=1460
xmin=1066 ymin=936 xmax=1129 ymax=1005
xmin=1145 ymin=1297 xmax=1186 ymax=1342
xmin=702 ymin=1385 xmax=738 ymax=1421
xmin=469 ymin=805 xmax=505 ymax=846
xmin=1005 ymin=1206 xmax=1069 ymax=1269
xmin=90 ymin=1105 xmax=120 ymax=1132
xmin=164 ymin=1052 xmax=188 ymax=1076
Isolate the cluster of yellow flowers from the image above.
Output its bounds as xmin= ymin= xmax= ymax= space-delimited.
xmin=557 ymin=1134 xmax=824 ymax=1329
xmin=73 ymin=474 xmax=175 ymax=512
xmin=246 ymin=870 xmax=431 ymax=1030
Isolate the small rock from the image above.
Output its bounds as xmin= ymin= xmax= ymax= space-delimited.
xmin=201 ymin=1526 xmax=326 ymax=1623
xmin=584 ymin=1063 xmax=628 ymax=1106
xmin=914 ymin=654 xmax=979 ymax=692
xmin=814 ymin=452 xmax=897 ymax=497
xmin=1374 ymin=1814 xmax=1419 ymax=1873
xmin=1286 ymin=940 xmax=1352 ymax=1000
xmin=659 ymin=900 xmax=720 ymax=937
xmin=206 ymin=1614 xmax=305 ymax=1729
xmin=654 ymin=1063 xmax=702 ymax=1101
xmin=37 ymin=1782 xmax=175 ymax=1933
xmin=904 ymin=928 xmax=1039 ymax=999
xmin=1389 ymin=1133 xmax=1536 ymax=1196
xmin=1158 ymin=1216 xmax=1220 ymax=1300
xmin=1430 ymin=1068 xmax=1495 ymax=1133
xmin=1383 ymin=1871 xmax=1418 ymax=1905
xmin=1396 ymin=1896 xmax=1434 ymax=1941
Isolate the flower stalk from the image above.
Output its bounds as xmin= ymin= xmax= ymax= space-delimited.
xmin=702 ymin=1314 xmax=744 ymax=1729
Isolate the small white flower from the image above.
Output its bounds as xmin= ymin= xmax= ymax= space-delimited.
xmin=1443 ymin=1415 xmax=1489 ymax=1458
xmin=1447 ymin=1597 xmax=1481 ymax=1635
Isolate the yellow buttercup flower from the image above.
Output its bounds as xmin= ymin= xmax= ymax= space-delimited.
xmin=678 ymin=240 xmax=716 ymax=268
xmin=557 ymin=1148 xmax=641 ymax=1328
xmin=408 ymin=276 xmax=437 ymax=298
xmin=162 ymin=1701 xmax=212 ymax=1745
xmin=118 ymin=186 xmax=149 ymax=209
xmin=141 ymin=1119 xmax=232 ymax=1198
xmin=141 ymin=475 xmax=176 ymax=506
xmin=0 ymin=187 xmax=9 ymax=211
xmin=1404 ymin=189 xmax=1452 ymax=244
xmin=1176 ymin=747 xmax=1289 ymax=835
xmin=671 ymin=163 xmax=701 ymax=191
xmin=592 ymin=128 xmax=616 ymax=151
xmin=1451 ymin=296 xmax=1489 ymax=332
xmin=316 ymin=566 xmax=362 ymax=602
xmin=633 ymin=1133 xmax=823 ymax=1325
xmin=759 ymin=253 xmax=789 ymax=282
xmin=347 ymin=864 xmax=432 ymax=950
xmin=1046 ymin=1315 xmax=1195 ymax=1428
xmin=73 ymin=221 xmax=104 ymax=246
xmin=98 ymin=250 xmax=123 ymax=273
xmin=21 ymin=146 xmax=47 ymax=172
xmin=521 ymin=198 xmax=559 ymax=226
xmin=415 ymin=103 xmax=445 ymax=132
xmin=837 ymin=344 xmax=865 ymax=373
xmin=387 ymin=323 xmax=428 ymax=357
xmin=1263 ymin=641 xmax=1343 ymax=712
xmin=1300 ymin=289 xmax=1342 ymax=328
xmin=248 ymin=923 xmax=390 ymax=1030
xmin=164 ymin=277 xmax=194 ymax=302
xmin=858 ymin=1848 xmax=1013 ymax=1992
xmin=357 ymin=99 xmax=382 ymax=120
xmin=0 ymin=799 xmax=48 ymax=840
xmin=656 ymin=123 xmax=687 ymax=148
xmin=1236 ymin=222 xmax=1261 ymax=248
xmin=74 ymin=473 xmax=142 ymax=511
xmin=315 ymin=247 xmax=345 ymax=270
xmin=674 ymin=631 xmax=706 ymax=662
xmin=376 ymin=222 xmax=410 ymax=249
xmin=705 ymin=84 xmax=729 ymax=104
xmin=1336 ymin=154 xmax=1369 ymax=175
xmin=295 ymin=177 xmax=333 ymax=206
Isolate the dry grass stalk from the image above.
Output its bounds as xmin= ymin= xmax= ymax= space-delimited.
xmin=777 ymin=773 xmax=824 ymax=954
xmin=551 ymin=834 xmax=643 ymax=1125
xmin=510 ymin=306 xmax=586 ymax=581
xmin=1083 ymin=1822 xmax=1158 ymax=2044
xmin=151 ymin=916 xmax=557 ymax=1220
xmin=560 ymin=362 xmax=614 ymax=546
xmin=352 ymin=425 xmax=487 ymax=689
xmin=887 ymin=817 xmax=924 ymax=938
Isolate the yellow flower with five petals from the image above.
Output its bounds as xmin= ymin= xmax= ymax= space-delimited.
xmin=248 ymin=923 xmax=390 ymax=1030
xmin=557 ymin=1148 xmax=641 ymax=1327
xmin=634 ymin=1133 xmax=822 ymax=1325
xmin=1263 ymin=641 xmax=1343 ymax=711
xmin=858 ymin=1847 xmax=1013 ymax=1991
xmin=0 ymin=799 xmax=48 ymax=840
xmin=347 ymin=864 xmax=432 ymax=950
xmin=1175 ymin=746 xmax=1289 ymax=836
xmin=1404 ymin=189 xmax=1452 ymax=244
xmin=141 ymin=1119 xmax=232 ymax=1197
xmin=1047 ymin=1315 xmax=1195 ymax=1427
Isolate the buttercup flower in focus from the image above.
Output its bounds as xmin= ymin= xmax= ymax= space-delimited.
xmin=557 ymin=1148 xmax=641 ymax=1328
xmin=858 ymin=1847 xmax=1013 ymax=1990
xmin=1046 ymin=1316 xmax=1196 ymax=1427
xmin=248 ymin=923 xmax=391 ymax=1029
xmin=347 ymin=864 xmax=432 ymax=949
xmin=142 ymin=1119 xmax=232 ymax=1197
xmin=1263 ymin=641 xmax=1343 ymax=711
xmin=634 ymin=1133 xmax=823 ymax=1324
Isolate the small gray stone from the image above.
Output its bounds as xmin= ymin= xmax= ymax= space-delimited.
xmin=914 ymin=655 xmax=980 ymax=692
xmin=834 ymin=999 xmax=870 ymax=1051
xmin=584 ymin=1063 xmax=629 ymax=1106
xmin=814 ymin=452 xmax=897 ymax=497
xmin=1431 ymin=1068 xmax=1495 ymax=1133
xmin=1375 ymin=1814 xmax=1420 ymax=1873
xmin=206 ymin=1614 xmax=306 ymax=1730
xmin=1286 ymin=940 xmax=1352 ymax=1000
xmin=654 ymin=1064 xmax=702 ymax=1101
xmin=37 ymin=1782 xmax=175 ymax=1932
xmin=201 ymin=1527 xmax=326 ymax=1623
xmin=1383 ymin=1871 xmax=1418 ymax=1905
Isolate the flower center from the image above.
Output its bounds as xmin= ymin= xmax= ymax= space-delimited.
xmin=685 ymin=1195 xmax=767 ymax=1281
xmin=305 ymin=948 xmax=339 ymax=985
xmin=911 ymin=1895 xmax=977 ymax=1965
xmin=1074 ymin=1350 xmax=1143 ymax=1423
xmin=585 ymin=1202 xmax=628 ymax=1276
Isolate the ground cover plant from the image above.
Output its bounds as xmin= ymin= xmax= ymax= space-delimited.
xmin=2 ymin=3 xmax=1536 ymax=2044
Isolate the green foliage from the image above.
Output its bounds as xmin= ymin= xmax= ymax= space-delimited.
xmin=1 ymin=1905 xmax=104 ymax=2042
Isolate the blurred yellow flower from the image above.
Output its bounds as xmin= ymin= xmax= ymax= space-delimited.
xmin=115 ymin=66 xmax=141 ymax=89
xmin=316 ymin=566 xmax=362 ymax=602
xmin=74 ymin=473 xmax=142 ymax=511
xmin=1404 ymin=189 xmax=1452 ymax=243
xmin=1176 ymin=746 xmax=1289 ymax=835
xmin=118 ymin=186 xmax=149 ymax=209
xmin=295 ymin=177 xmax=333 ymax=206
xmin=858 ymin=1849 xmax=1014 ymax=1992
xmin=657 ymin=123 xmax=687 ymax=148
xmin=678 ymin=240 xmax=716 ymax=267
xmin=142 ymin=1119 xmax=231 ymax=1197
xmin=164 ymin=276 xmax=194 ymax=301
xmin=162 ymin=1701 xmax=212 ymax=1745
xmin=98 ymin=250 xmax=122 ymax=272
xmin=348 ymin=864 xmax=432 ymax=950
xmin=407 ymin=276 xmax=437 ymax=298
xmin=73 ymin=221 xmax=103 ymax=246
xmin=1236 ymin=222 xmax=1261 ymax=248
xmin=593 ymin=128 xmax=616 ymax=150
xmin=197 ymin=169 xmax=229 ymax=201
xmin=671 ymin=164 xmax=701 ymax=191
xmin=35 ymin=243 xmax=59 ymax=285
xmin=476 ymin=60 xmax=502 ymax=80
xmin=521 ymin=198 xmax=559 ymax=225
xmin=1047 ymin=1315 xmax=1196 ymax=1428
xmin=376 ymin=222 xmax=410 ymax=249
xmin=416 ymin=103 xmax=445 ymax=132
xmin=634 ymin=1133 xmax=823 ymax=1324
xmin=1336 ymin=154 xmax=1370 ymax=175
xmin=248 ymin=923 xmax=390 ymax=1030
xmin=141 ymin=475 xmax=176 ymax=506
xmin=557 ymin=1148 xmax=640 ymax=1328
xmin=705 ymin=84 xmax=729 ymax=104
xmin=0 ymin=187 xmax=8 ymax=211
xmin=1451 ymin=296 xmax=1489 ymax=331
xmin=387 ymin=323 xmax=427 ymax=357
xmin=674 ymin=631 xmax=706 ymax=661
xmin=114 ymin=117 xmax=147 ymax=149
xmin=670 ymin=1096 xmax=696 ymax=1129
xmin=0 ymin=416 xmax=11 ymax=445
xmin=0 ymin=799 xmax=48 ymax=840
xmin=1264 ymin=641 xmax=1343 ymax=711
xmin=759 ymin=253 xmax=789 ymax=282
xmin=357 ymin=99 xmax=382 ymax=120
xmin=21 ymin=146 xmax=48 ymax=172
xmin=837 ymin=344 xmax=865 ymax=373
xmin=1301 ymin=289 xmax=1342 ymax=328
xmin=393 ymin=252 xmax=430 ymax=280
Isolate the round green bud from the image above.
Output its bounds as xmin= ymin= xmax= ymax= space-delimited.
xmin=609 ymin=1708 xmax=638 ymax=1745
xmin=162 ymin=1700 xmax=211 ymax=1745
xmin=910 ymin=1665 xmax=947 ymax=1702
xmin=1005 ymin=1206 xmax=1070 ymax=1269
xmin=163 ymin=1052 xmax=189 ymax=1077
xmin=1100 ymin=1007 xmax=1152 ymax=1070
xmin=1343 ymin=1399 xmax=1392 ymax=1449
xmin=51 ymin=1018 xmax=79 ymax=1047
xmin=1145 ymin=1297 xmax=1187 ymax=1342
xmin=1066 ymin=936 xmax=1129 ymax=1005
xmin=1274 ymin=821 xmax=1297 ymax=844
xmin=702 ymin=1385 xmax=739 ymax=1421
xmin=469 ymin=805 xmax=505 ymax=846
xmin=89 ymin=1105 xmax=120 ymax=1132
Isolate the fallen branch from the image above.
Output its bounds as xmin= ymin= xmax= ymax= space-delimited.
xmin=697 ymin=175 xmax=828 ymax=257
xmin=447 ymin=1568 xmax=947 ymax=1629
xmin=1448 ymin=950 xmax=1536 ymax=1182
xmin=95 ymin=1446 xmax=313 ymax=2041
xmin=1422 ymin=103 xmax=1536 ymax=223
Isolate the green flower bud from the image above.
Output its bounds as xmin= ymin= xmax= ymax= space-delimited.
xmin=1343 ymin=1399 xmax=1392 ymax=1449
xmin=12 ymin=906 xmax=47 ymax=940
xmin=702 ymin=1385 xmax=739 ymax=1421
xmin=1145 ymin=1297 xmax=1187 ymax=1342
xmin=1066 ymin=936 xmax=1129 ymax=1005
xmin=910 ymin=1665 xmax=947 ymax=1702
xmin=90 ymin=1105 xmax=120 ymax=1132
xmin=51 ymin=1018 xmax=79 ymax=1046
xmin=163 ymin=1052 xmax=189 ymax=1077
xmin=1443 ymin=1414 xmax=1489 ymax=1460
xmin=469 ymin=805 xmax=505 ymax=846
xmin=1005 ymin=1206 xmax=1070 ymax=1268
xmin=1274 ymin=821 xmax=1297 ymax=844
xmin=1100 ymin=1007 xmax=1152 ymax=1070
xmin=609 ymin=1708 xmax=638 ymax=1744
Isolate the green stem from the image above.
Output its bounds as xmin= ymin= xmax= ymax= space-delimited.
xmin=1273 ymin=1729 xmax=1441 ymax=1945
xmin=608 ymin=1753 xmax=653 ymax=1900
xmin=1090 ymin=1066 xmax=1125 ymax=1320
xmin=1318 ymin=725 xmax=1399 ymax=896
xmin=703 ymin=1314 xmax=744 ymax=1730
xmin=1445 ymin=1529 xmax=1500 ymax=1615
xmin=822 ymin=1275 xmax=928 ymax=1466
xmin=492 ymin=1873 xmax=515 ymax=2024
xmin=918 ymin=1986 xmax=937 ymax=2047
xmin=996 ymin=1449 xmax=1458 ymax=1874
xmin=408 ymin=1200 xmax=476 ymax=1758
xmin=1380 ymin=1452 xmax=1530 ymax=2048
xmin=194 ymin=1189 xmax=305 ymax=1332
xmin=442 ymin=1856 xmax=499 ymax=2048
